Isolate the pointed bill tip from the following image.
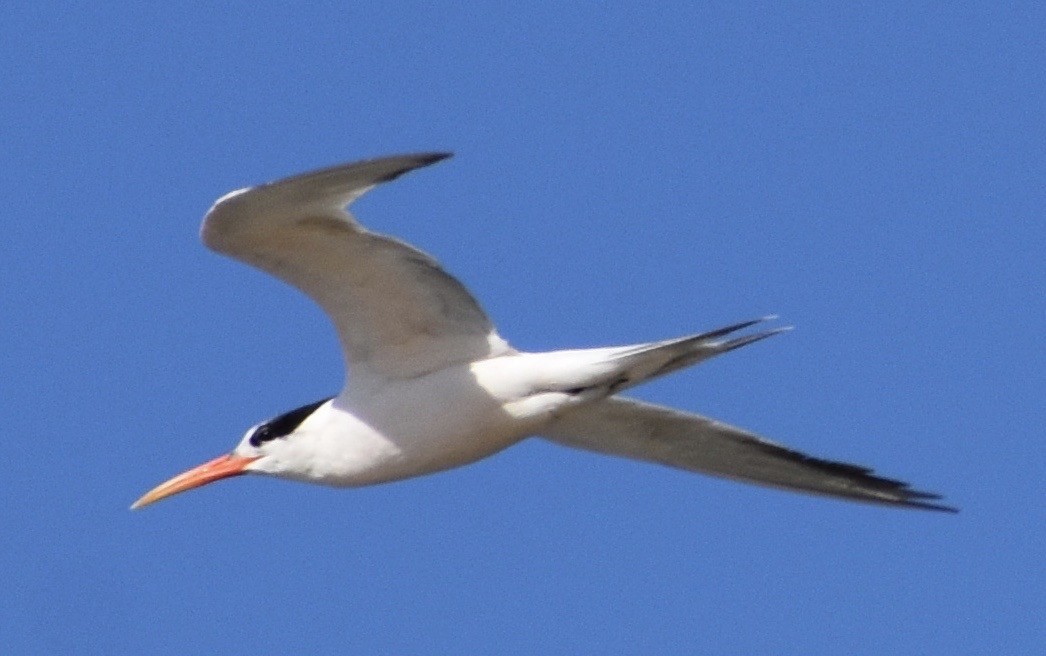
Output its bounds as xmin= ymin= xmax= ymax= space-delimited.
xmin=131 ymin=454 xmax=260 ymax=510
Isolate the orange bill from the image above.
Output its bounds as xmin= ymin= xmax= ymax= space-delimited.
xmin=131 ymin=454 xmax=260 ymax=510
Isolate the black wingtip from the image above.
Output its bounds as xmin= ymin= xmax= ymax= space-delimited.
xmin=903 ymin=499 xmax=959 ymax=513
xmin=404 ymin=151 xmax=454 ymax=168
xmin=372 ymin=152 xmax=453 ymax=184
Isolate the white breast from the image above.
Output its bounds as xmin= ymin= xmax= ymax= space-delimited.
xmin=256 ymin=359 xmax=548 ymax=487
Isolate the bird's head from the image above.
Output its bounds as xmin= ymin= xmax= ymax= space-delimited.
xmin=131 ymin=398 xmax=333 ymax=509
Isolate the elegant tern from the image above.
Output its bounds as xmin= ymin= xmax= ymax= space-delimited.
xmin=132 ymin=153 xmax=954 ymax=512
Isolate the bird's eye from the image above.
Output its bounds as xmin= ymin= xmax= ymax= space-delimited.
xmin=248 ymin=425 xmax=272 ymax=447
xmin=248 ymin=397 xmax=333 ymax=448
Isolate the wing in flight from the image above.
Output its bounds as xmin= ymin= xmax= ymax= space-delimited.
xmin=545 ymin=396 xmax=956 ymax=511
xmin=201 ymin=153 xmax=513 ymax=381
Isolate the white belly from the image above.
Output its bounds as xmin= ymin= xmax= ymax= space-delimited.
xmin=261 ymin=359 xmax=561 ymax=487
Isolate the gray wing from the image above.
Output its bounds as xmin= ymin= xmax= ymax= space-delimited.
xmin=201 ymin=153 xmax=513 ymax=381
xmin=544 ymin=396 xmax=955 ymax=511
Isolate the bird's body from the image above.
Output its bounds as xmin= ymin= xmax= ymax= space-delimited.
xmin=259 ymin=360 xmax=531 ymax=487
xmin=133 ymin=153 xmax=954 ymax=512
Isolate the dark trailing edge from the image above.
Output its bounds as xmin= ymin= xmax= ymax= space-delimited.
xmin=743 ymin=439 xmax=959 ymax=512
xmin=249 ymin=397 xmax=334 ymax=447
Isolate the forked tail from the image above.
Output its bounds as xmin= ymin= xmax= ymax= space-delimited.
xmin=562 ymin=316 xmax=790 ymax=400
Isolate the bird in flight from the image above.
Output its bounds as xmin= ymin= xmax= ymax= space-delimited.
xmin=132 ymin=153 xmax=954 ymax=512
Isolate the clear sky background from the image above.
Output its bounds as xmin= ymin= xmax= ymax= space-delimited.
xmin=2 ymin=3 xmax=1043 ymax=654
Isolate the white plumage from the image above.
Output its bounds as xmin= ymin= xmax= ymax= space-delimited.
xmin=132 ymin=153 xmax=953 ymax=512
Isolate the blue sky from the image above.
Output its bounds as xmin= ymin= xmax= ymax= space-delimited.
xmin=2 ymin=3 xmax=1043 ymax=654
